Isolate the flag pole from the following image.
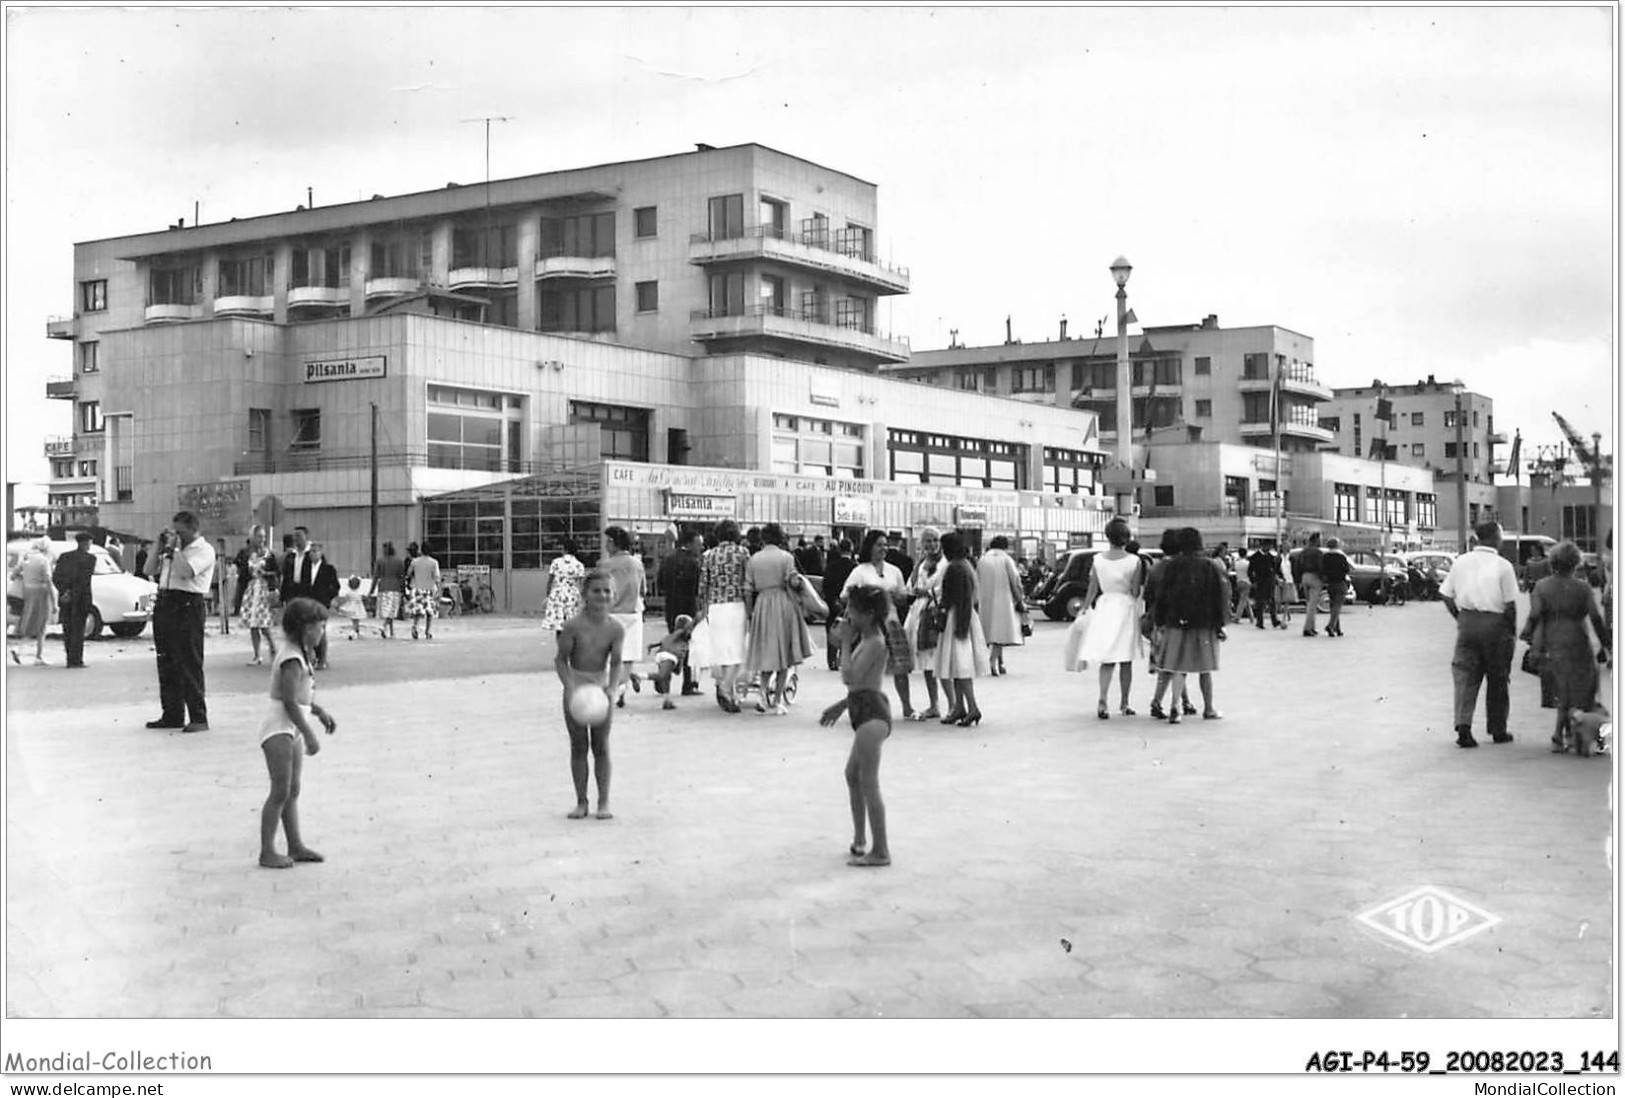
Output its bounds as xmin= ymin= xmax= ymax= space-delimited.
xmin=1272 ymin=360 xmax=1283 ymax=550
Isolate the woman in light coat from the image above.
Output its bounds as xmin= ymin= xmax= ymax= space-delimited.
xmin=976 ymin=535 xmax=1026 ymax=675
xmin=10 ymin=538 xmax=56 ymax=666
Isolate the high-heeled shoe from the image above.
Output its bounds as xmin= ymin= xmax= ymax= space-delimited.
xmin=1180 ymin=699 xmax=1198 ymax=716
xmin=1120 ymin=704 xmax=1137 ymax=716
xmin=956 ymin=709 xmax=982 ymax=727
xmin=1097 ymin=702 xmax=1110 ymax=720
xmin=940 ymin=708 xmax=966 ymax=725
xmin=1148 ymin=701 xmax=1167 ymax=720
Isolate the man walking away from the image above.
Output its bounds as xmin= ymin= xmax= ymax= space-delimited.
xmin=1248 ymin=542 xmax=1284 ymax=629
xmin=53 ymin=532 xmax=97 ymax=669
xmin=1321 ymin=537 xmax=1352 ymax=637
xmin=1440 ymin=521 xmax=1520 ymax=748
xmin=663 ymin=530 xmax=705 ymax=695
xmin=146 ymin=510 xmax=217 ymax=732
xmin=822 ymin=539 xmax=856 ymax=670
xmin=1295 ymin=533 xmax=1325 ymax=637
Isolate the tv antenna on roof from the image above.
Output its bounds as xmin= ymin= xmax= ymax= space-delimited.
xmin=461 ymin=115 xmax=514 ymax=194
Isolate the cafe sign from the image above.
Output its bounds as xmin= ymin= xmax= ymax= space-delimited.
xmin=833 ymin=495 xmax=872 ymax=524
xmin=955 ymin=505 xmax=989 ymax=528
xmin=304 ymin=355 xmax=387 ymax=383
xmin=666 ymin=490 xmax=737 ymax=518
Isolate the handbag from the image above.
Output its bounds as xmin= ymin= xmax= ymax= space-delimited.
xmin=884 ymin=618 xmax=915 ymax=673
xmin=1019 ymin=607 xmax=1033 ymax=638
xmin=916 ymin=596 xmax=944 ymax=649
xmin=1520 ymin=646 xmax=1544 ymax=677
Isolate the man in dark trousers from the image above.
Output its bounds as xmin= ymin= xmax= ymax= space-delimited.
xmin=1293 ymin=532 xmax=1326 ymax=637
xmin=146 ymin=510 xmax=216 ymax=732
xmin=1439 ymin=521 xmax=1520 ymax=748
xmin=661 ymin=530 xmax=706 ymax=695
xmin=52 ymin=531 xmax=97 ymax=669
xmin=308 ymin=542 xmax=340 ymax=670
xmin=821 ymin=538 xmax=856 ymax=670
xmin=281 ymin=525 xmax=315 ymax=603
xmin=1247 ymin=542 xmax=1285 ymax=629
xmin=1321 ymin=536 xmax=1352 ymax=638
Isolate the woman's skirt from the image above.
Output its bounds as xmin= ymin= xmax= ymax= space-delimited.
xmin=241 ymin=578 xmax=276 ymax=630
xmin=1156 ymin=625 xmax=1220 ymax=673
xmin=540 ymin=584 xmax=581 ymax=633
xmin=701 ymin=600 xmax=748 ymax=668
xmin=18 ymin=584 xmax=53 ymax=638
xmin=406 ymin=586 xmax=438 ymax=618
xmin=1541 ymin=652 xmax=1599 ymax=712
xmin=1063 ymin=592 xmax=1142 ymax=671
xmin=933 ymin=608 xmax=990 ymax=679
xmin=375 ymin=589 xmax=401 ymax=624
xmin=902 ymin=596 xmax=937 ymax=661
xmin=746 ymin=587 xmax=812 ymax=672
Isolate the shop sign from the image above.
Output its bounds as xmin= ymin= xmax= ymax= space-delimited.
xmin=955 ymin=505 xmax=989 ymax=528
xmin=177 ymin=479 xmax=252 ymax=538
xmin=666 ymin=491 xmax=737 ymax=518
xmin=303 ymin=355 xmax=387 ymax=383
xmin=833 ymin=495 xmax=871 ymax=524
xmin=456 ymin=564 xmax=491 ymax=579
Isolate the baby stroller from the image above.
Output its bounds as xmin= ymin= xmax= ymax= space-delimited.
xmin=734 ymin=668 xmax=801 ymax=709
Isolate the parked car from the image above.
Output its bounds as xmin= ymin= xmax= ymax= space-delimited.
xmin=1033 ymin=547 xmax=1163 ymax=622
xmin=1286 ymin=547 xmax=1408 ymax=607
xmin=6 ymin=539 xmax=157 ymax=639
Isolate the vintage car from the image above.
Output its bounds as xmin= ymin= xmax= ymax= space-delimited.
xmin=7 ymin=539 xmax=158 ymax=639
xmin=1032 ymin=547 xmax=1164 ymax=621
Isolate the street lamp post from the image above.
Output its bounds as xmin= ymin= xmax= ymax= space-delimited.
xmin=1454 ymin=387 xmax=1468 ymax=553
xmin=1110 ymin=256 xmax=1133 ymax=518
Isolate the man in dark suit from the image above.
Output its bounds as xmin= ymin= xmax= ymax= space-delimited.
xmin=282 ymin=525 xmax=315 ymax=603
xmin=885 ymin=531 xmax=915 ymax=583
xmin=821 ymin=539 xmax=857 ymax=670
xmin=307 ymin=542 xmax=340 ymax=669
xmin=52 ymin=532 xmax=97 ymax=669
xmin=662 ymin=530 xmax=706 ymax=695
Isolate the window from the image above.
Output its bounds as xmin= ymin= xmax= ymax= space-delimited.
xmin=1444 ymin=410 xmax=1459 ymax=428
xmin=218 ymin=253 xmax=274 ymax=297
xmin=539 ymin=285 xmax=616 ymax=332
xmin=1320 ymin=416 xmax=1340 ymax=432
xmin=760 ymin=197 xmax=788 ymax=239
xmin=79 ymin=342 xmax=99 ymax=374
xmin=773 ymin=415 xmax=864 ymax=478
xmin=1384 ymin=489 xmax=1407 ymax=528
xmin=80 ymin=280 xmax=107 ymax=312
xmin=1242 ymin=352 xmax=1270 ymax=380
xmin=1473 ymin=410 xmax=1479 ymax=427
xmin=707 ymin=194 xmax=745 ymax=241
xmin=114 ymin=466 xmax=132 ymax=502
xmin=1334 ymin=483 xmax=1358 ymax=524
xmin=1194 ymin=356 xmax=1211 ymax=375
xmin=707 ymin=272 xmax=745 ymax=318
xmin=51 ymin=459 xmax=72 ymax=479
xmin=452 ymin=224 xmax=516 ymax=269
xmin=836 ymin=222 xmax=873 ymax=261
xmin=248 ymin=408 xmax=271 ymax=453
xmin=290 ymin=243 xmax=352 ymax=288
xmin=760 ymin=275 xmax=786 ymax=316
xmin=1042 ymin=446 xmax=1099 ymax=495
xmin=540 ymin=213 xmax=615 ymax=258
xmin=633 ymin=206 xmax=657 ymax=239
xmin=425 ymin=386 xmax=524 ymax=472
xmin=1363 ymin=490 xmax=1381 ymax=526
xmin=1417 ymin=494 xmax=1437 ymax=529
xmin=148 ymin=266 xmax=200 ymax=306
xmin=570 ymin=401 xmax=650 ymax=463
xmin=79 ymin=401 xmax=103 ymax=433
xmin=371 ymin=233 xmax=432 ymax=279
xmin=1411 ymin=412 xmax=1425 ymax=427
xmin=1012 ymin=365 xmax=1055 ymax=393
xmin=1153 ymin=485 xmax=1175 ymax=508
xmin=801 ymin=211 xmax=829 ymax=247
xmin=888 ymin=429 xmax=1027 ymax=489
xmin=1195 ymin=399 xmax=1212 ymax=417
xmin=1411 ymin=443 xmax=1426 ymax=457
xmin=955 ymin=370 xmax=983 ymax=392
xmin=1473 ymin=443 xmax=1479 ymax=458
xmin=78 ymin=459 xmax=97 ymax=477
xmin=1444 ymin=442 xmax=1458 ymax=459
xmin=635 ymin=281 xmax=659 ymax=313
xmin=290 ymin=409 xmax=321 ymax=451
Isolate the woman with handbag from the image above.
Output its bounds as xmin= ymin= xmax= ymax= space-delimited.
xmin=976 ymin=535 xmax=1027 ymax=676
xmin=840 ymin=529 xmax=916 ymax=719
xmin=934 ymin=531 xmax=990 ymax=725
xmin=901 ymin=527 xmax=946 ymax=720
xmin=1066 ymin=517 xmax=1145 ymax=720
xmin=1521 ymin=540 xmax=1610 ymax=753
xmin=744 ymin=523 xmax=813 ymax=715
xmin=239 ymin=525 xmax=281 ymax=663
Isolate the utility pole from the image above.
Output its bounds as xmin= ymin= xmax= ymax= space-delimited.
xmin=1454 ymin=389 xmax=1468 ymax=553
xmin=370 ymin=403 xmax=379 ymax=572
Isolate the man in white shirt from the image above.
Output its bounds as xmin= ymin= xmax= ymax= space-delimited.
xmin=146 ymin=510 xmax=217 ymax=733
xmin=1439 ymin=521 xmax=1520 ymax=748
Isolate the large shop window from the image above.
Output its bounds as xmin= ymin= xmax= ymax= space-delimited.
xmin=772 ymin=414 xmax=864 ymax=478
xmin=218 ymin=253 xmax=274 ymax=297
xmin=888 ymin=430 xmax=1026 ymax=490
xmin=1416 ymin=493 xmax=1437 ymax=529
xmin=571 ymin=401 xmax=649 ymax=463
xmin=1334 ymin=483 xmax=1359 ymax=524
xmin=539 ymin=285 xmax=616 ymax=333
xmin=1042 ymin=446 xmax=1100 ymax=496
xmin=428 ymin=386 xmax=521 ymax=471
xmin=540 ymin=213 xmax=614 ymax=258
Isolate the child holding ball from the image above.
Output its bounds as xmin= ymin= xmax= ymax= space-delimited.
xmin=554 ymin=568 xmax=623 ymax=820
xmin=258 ymin=597 xmax=337 ymax=869
xmin=820 ymin=584 xmax=892 ymax=867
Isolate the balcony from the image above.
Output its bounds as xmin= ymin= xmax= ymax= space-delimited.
xmin=1488 ymin=429 xmax=1508 ymax=444
xmin=365 ymin=276 xmax=423 ymax=300
xmin=1237 ymin=363 xmax=1332 ymax=401
xmin=45 ymin=376 xmax=76 ymax=400
xmin=145 ymin=301 xmax=205 ymax=323
xmin=213 ymin=294 xmax=274 ymax=317
xmin=1239 ymin=418 xmax=1335 ymax=444
xmin=233 ymin=448 xmax=555 ymax=476
xmin=46 ymin=315 xmax=76 ymax=340
xmin=690 ymin=305 xmax=910 ymax=364
xmin=688 ymin=226 xmax=910 ymax=295
xmin=534 ymin=254 xmax=616 ymax=281
xmin=448 ymin=266 xmax=520 ymax=290
xmin=44 ymin=436 xmax=74 ymax=457
xmin=288 ymin=284 xmax=351 ymax=310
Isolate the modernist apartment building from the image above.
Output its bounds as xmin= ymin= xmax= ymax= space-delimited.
xmin=1317 ymin=376 xmax=1503 ymax=483
xmin=888 ymin=314 xmax=1334 ymax=455
xmin=39 ymin=144 xmax=1114 ymax=591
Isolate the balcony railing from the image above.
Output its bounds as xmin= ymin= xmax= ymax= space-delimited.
xmin=213 ymin=294 xmax=274 ymax=317
xmin=288 ymin=284 xmax=351 ymax=309
xmin=46 ymin=315 xmax=76 ymax=340
xmin=145 ymin=301 xmax=205 ymax=323
xmin=233 ymin=448 xmax=556 ymax=477
xmin=448 ymin=266 xmax=520 ymax=290
xmin=534 ymin=254 xmax=616 ymax=281
xmin=688 ymin=225 xmax=910 ymax=293
xmin=688 ymin=304 xmax=911 ymax=362
xmin=365 ymin=276 xmax=424 ymax=299
xmin=46 ymin=376 xmax=77 ymax=400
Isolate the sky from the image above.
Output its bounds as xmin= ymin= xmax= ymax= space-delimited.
xmin=3 ymin=4 xmax=1617 ymax=505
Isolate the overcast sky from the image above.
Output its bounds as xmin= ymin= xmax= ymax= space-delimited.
xmin=4 ymin=5 xmax=1616 ymax=502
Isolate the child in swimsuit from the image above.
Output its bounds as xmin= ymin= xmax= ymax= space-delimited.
xmin=646 ymin=614 xmax=694 ymax=710
xmin=555 ymin=569 xmax=623 ymax=820
xmin=820 ymin=584 xmax=892 ymax=867
xmin=257 ymin=597 xmax=337 ymax=869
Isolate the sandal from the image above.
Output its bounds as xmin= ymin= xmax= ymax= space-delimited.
xmin=1097 ymin=702 xmax=1110 ymax=721
xmin=911 ymin=709 xmax=941 ymax=721
xmin=1120 ymin=705 xmax=1136 ymax=716
xmin=1149 ymin=702 xmax=1167 ymax=720
xmin=1180 ymin=699 xmax=1198 ymax=716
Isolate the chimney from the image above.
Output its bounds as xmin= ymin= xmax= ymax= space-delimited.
xmin=1059 ymin=315 xmax=1068 ymax=341
xmin=1202 ymin=314 xmax=1219 ymax=330
xmin=307 ymin=186 xmax=313 ymax=209
xmin=1005 ymin=315 xmax=1013 ymax=345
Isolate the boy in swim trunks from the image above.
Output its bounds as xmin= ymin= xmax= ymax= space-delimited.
xmin=646 ymin=613 xmax=694 ymax=711
xmin=555 ymin=569 xmax=623 ymax=820
xmin=820 ymin=584 xmax=892 ymax=867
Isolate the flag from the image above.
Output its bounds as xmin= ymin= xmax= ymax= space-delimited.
xmin=1507 ymin=430 xmax=1522 ymax=482
xmin=1369 ymin=436 xmax=1392 ymax=461
xmin=1376 ymin=397 xmax=1393 ymax=424
xmin=1269 ymin=369 xmax=1281 ymax=435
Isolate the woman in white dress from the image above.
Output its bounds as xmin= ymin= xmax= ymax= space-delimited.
xmin=1064 ymin=517 xmax=1144 ymax=719
xmin=900 ymin=527 xmax=945 ymax=720
xmin=840 ymin=529 xmax=916 ymax=718
xmin=976 ymin=535 xmax=1027 ymax=675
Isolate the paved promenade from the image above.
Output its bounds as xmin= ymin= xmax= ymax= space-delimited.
xmin=4 ymin=595 xmax=1614 ymax=1024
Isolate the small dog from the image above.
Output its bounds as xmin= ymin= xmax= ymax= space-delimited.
xmin=1566 ymin=704 xmax=1611 ymax=758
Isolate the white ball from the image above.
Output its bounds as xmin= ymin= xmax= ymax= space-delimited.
xmin=568 ymin=683 xmax=611 ymax=726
